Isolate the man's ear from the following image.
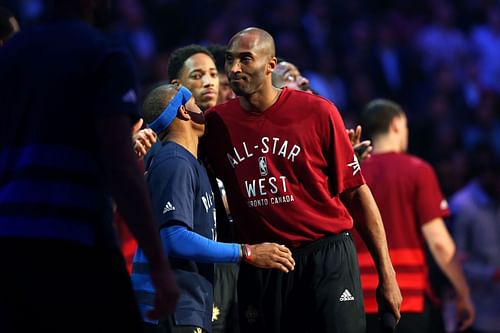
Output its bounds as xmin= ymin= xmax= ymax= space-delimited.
xmin=266 ymin=56 xmax=277 ymax=75
xmin=389 ymin=116 xmax=402 ymax=134
xmin=177 ymin=105 xmax=190 ymax=121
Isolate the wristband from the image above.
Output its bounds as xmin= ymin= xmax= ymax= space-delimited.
xmin=240 ymin=244 xmax=252 ymax=262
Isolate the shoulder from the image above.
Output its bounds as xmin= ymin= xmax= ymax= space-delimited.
xmin=405 ymin=154 xmax=435 ymax=172
xmin=149 ymin=143 xmax=197 ymax=174
xmin=397 ymin=154 xmax=440 ymax=182
xmin=278 ymin=89 xmax=343 ymax=128
xmin=285 ymin=89 xmax=336 ymax=109
xmin=389 ymin=153 xmax=432 ymax=170
xmin=367 ymin=153 xmax=435 ymax=175
xmin=294 ymin=90 xmax=343 ymax=123
xmin=205 ymin=98 xmax=240 ymax=119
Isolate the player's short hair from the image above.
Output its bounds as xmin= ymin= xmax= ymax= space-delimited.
xmin=142 ymin=83 xmax=180 ymax=124
xmin=206 ymin=44 xmax=226 ymax=73
xmin=362 ymin=99 xmax=404 ymax=138
xmin=167 ymin=44 xmax=215 ymax=81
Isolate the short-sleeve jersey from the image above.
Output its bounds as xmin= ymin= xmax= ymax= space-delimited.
xmin=352 ymin=152 xmax=450 ymax=312
xmin=204 ymin=88 xmax=364 ymax=249
xmin=0 ymin=19 xmax=140 ymax=247
xmin=132 ymin=142 xmax=216 ymax=332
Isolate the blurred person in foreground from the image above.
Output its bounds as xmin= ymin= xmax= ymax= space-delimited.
xmin=0 ymin=1 xmax=178 ymax=331
xmin=354 ymin=99 xmax=474 ymax=333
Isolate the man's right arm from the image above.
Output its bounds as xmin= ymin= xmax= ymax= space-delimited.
xmin=160 ymin=225 xmax=295 ymax=273
xmin=96 ymin=114 xmax=179 ymax=319
xmin=341 ymin=184 xmax=402 ymax=322
xmin=422 ymin=218 xmax=475 ymax=331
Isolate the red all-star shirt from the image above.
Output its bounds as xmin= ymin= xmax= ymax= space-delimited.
xmin=204 ymin=88 xmax=364 ymax=249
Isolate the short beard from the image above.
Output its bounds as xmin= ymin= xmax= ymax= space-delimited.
xmin=229 ymin=83 xmax=248 ymax=96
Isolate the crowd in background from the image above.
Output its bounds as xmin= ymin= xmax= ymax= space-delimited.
xmin=2 ymin=1 xmax=499 ymax=332
xmin=5 ymin=0 xmax=500 ymax=197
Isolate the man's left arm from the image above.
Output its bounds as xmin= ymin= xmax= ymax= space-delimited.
xmin=341 ymin=184 xmax=402 ymax=322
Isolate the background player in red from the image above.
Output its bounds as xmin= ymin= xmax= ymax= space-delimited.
xmin=353 ymin=99 xmax=474 ymax=332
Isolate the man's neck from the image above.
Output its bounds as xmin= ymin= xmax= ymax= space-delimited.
xmin=161 ymin=131 xmax=199 ymax=158
xmin=240 ymin=85 xmax=281 ymax=113
xmin=372 ymin=136 xmax=402 ymax=154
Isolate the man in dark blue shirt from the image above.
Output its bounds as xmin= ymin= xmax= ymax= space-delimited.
xmin=0 ymin=1 xmax=178 ymax=332
xmin=132 ymin=83 xmax=295 ymax=333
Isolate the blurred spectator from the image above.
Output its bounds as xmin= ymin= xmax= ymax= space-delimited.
xmin=344 ymin=18 xmax=375 ymax=76
xmin=303 ymin=50 xmax=348 ymax=109
xmin=470 ymin=4 xmax=500 ymax=93
xmin=301 ymin=0 xmax=332 ymax=54
xmin=368 ymin=19 xmax=420 ymax=104
xmin=449 ymin=143 xmax=500 ymax=333
xmin=461 ymin=57 xmax=483 ymax=110
xmin=272 ymin=59 xmax=312 ymax=93
xmin=415 ymin=0 xmax=469 ymax=80
xmin=112 ymin=0 xmax=157 ymax=81
xmin=462 ymin=93 xmax=500 ymax=156
xmin=346 ymin=71 xmax=376 ymax=119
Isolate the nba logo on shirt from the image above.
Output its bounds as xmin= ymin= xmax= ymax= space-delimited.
xmin=258 ymin=156 xmax=268 ymax=176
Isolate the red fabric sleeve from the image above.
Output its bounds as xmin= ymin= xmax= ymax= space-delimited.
xmin=324 ymin=101 xmax=365 ymax=194
xmin=415 ymin=162 xmax=449 ymax=225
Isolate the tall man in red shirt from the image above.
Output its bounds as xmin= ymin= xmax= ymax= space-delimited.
xmin=354 ymin=99 xmax=474 ymax=332
xmin=203 ymin=27 xmax=401 ymax=333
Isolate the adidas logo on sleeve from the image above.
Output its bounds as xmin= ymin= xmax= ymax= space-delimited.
xmin=163 ymin=201 xmax=175 ymax=214
xmin=339 ymin=289 xmax=355 ymax=301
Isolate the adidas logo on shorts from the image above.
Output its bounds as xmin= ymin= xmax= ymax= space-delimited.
xmin=339 ymin=289 xmax=355 ymax=301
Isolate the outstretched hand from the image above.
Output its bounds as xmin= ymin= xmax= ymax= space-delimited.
xmin=132 ymin=118 xmax=157 ymax=159
xmin=347 ymin=125 xmax=373 ymax=161
xmin=247 ymin=243 xmax=295 ymax=273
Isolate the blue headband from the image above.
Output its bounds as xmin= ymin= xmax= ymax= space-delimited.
xmin=148 ymin=86 xmax=192 ymax=134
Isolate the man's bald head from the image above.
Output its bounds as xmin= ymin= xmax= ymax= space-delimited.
xmin=228 ymin=27 xmax=275 ymax=58
xmin=142 ymin=84 xmax=180 ymax=124
xmin=225 ymin=27 xmax=279 ymax=99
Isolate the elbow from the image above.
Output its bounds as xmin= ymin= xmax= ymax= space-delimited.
xmin=429 ymin=239 xmax=457 ymax=265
